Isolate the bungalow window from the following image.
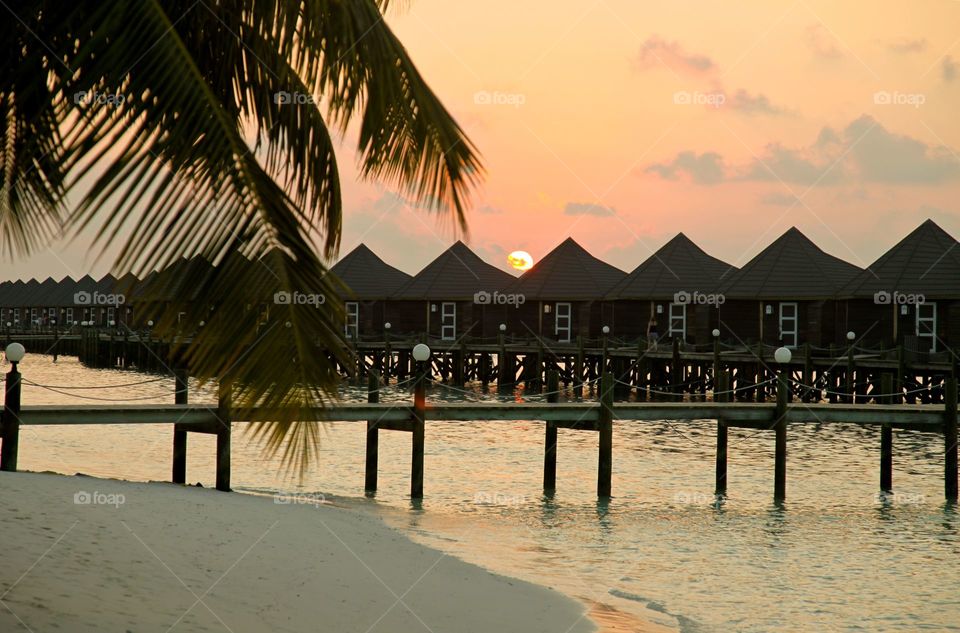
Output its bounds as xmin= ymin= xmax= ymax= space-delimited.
xmin=555 ymin=302 xmax=571 ymax=342
xmin=30 ymin=308 xmax=37 ymax=326
xmin=48 ymin=308 xmax=56 ymax=324
xmin=13 ymin=308 xmax=19 ymax=325
xmin=107 ymin=307 xmax=115 ymax=325
xmin=66 ymin=308 xmax=73 ymax=324
xmin=669 ymin=303 xmax=686 ymax=339
xmin=916 ymin=302 xmax=937 ymax=352
xmin=441 ymin=302 xmax=456 ymax=341
xmin=345 ymin=301 xmax=359 ymax=339
xmin=779 ymin=302 xmax=798 ymax=348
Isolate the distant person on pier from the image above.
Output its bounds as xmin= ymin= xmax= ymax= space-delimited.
xmin=647 ymin=316 xmax=659 ymax=351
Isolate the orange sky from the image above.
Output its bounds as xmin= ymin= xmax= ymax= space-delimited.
xmin=7 ymin=0 xmax=960 ymax=280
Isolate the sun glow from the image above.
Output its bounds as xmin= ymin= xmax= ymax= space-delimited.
xmin=507 ymin=250 xmax=534 ymax=271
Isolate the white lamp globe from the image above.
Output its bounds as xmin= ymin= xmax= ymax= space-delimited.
xmin=499 ymin=323 xmax=506 ymax=332
xmin=384 ymin=322 xmax=391 ymax=330
xmin=412 ymin=343 xmax=431 ymax=362
xmin=712 ymin=328 xmax=721 ymax=338
xmin=774 ymin=346 xmax=792 ymax=364
xmin=5 ymin=342 xmax=25 ymax=363
xmin=846 ymin=331 xmax=855 ymax=341
xmin=147 ymin=320 xmax=154 ymax=327
xmin=602 ymin=326 xmax=610 ymax=335
xmin=109 ymin=320 xmax=115 ymax=326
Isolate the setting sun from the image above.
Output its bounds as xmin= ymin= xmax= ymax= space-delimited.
xmin=507 ymin=250 xmax=533 ymax=271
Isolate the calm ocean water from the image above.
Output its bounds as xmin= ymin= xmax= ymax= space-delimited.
xmin=10 ymin=354 xmax=960 ymax=632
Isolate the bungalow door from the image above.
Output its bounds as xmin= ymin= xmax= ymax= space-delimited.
xmin=344 ymin=301 xmax=359 ymax=339
xmin=441 ymin=302 xmax=456 ymax=341
xmin=669 ymin=303 xmax=686 ymax=340
xmin=555 ymin=302 xmax=571 ymax=342
xmin=916 ymin=302 xmax=936 ymax=352
xmin=779 ymin=302 xmax=798 ymax=347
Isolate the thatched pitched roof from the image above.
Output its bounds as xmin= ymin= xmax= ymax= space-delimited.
xmin=508 ymin=237 xmax=625 ymax=300
xmin=393 ymin=241 xmax=515 ymax=300
xmin=329 ymin=244 xmax=412 ymax=300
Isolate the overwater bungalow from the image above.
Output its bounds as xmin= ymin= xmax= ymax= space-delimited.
xmin=839 ymin=219 xmax=960 ymax=358
xmin=718 ymin=227 xmax=861 ymax=348
xmin=603 ymin=233 xmax=734 ymax=346
xmin=387 ymin=241 xmax=515 ymax=341
xmin=504 ymin=237 xmax=626 ymax=342
xmin=328 ymin=244 xmax=412 ymax=339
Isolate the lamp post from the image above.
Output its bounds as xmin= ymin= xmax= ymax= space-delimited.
xmin=773 ymin=345 xmax=791 ymax=500
xmin=1 ymin=342 xmax=25 ymax=471
xmin=712 ymin=328 xmax=722 ymax=391
xmin=383 ymin=323 xmax=392 ymax=380
xmin=601 ymin=325 xmax=610 ymax=374
xmin=410 ymin=343 xmax=430 ymax=498
xmin=846 ymin=331 xmax=856 ymax=404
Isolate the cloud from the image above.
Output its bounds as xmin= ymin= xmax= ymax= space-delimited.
xmin=644 ymin=151 xmax=726 ymax=185
xmin=476 ymin=205 xmax=504 ymax=215
xmin=760 ymin=192 xmax=800 ymax=206
xmin=563 ymin=202 xmax=617 ymax=217
xmin=633 ymin=36 xmax=715 ymax=74
xmin=805 ymin=24 xmax=842 ymax=59
xmin=944 ymin=56 xmax=958 ymax=82
xmin=727 ymin=90 xmax=788 ymax=116
xmin=645 ymin=115 xmax=960 ymax=186
xmin=887 ymin=38 xmax=927 ymax=54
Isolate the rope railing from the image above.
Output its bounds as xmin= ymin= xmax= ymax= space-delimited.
xmin=22 ymin=376 xmax=170 ymax=390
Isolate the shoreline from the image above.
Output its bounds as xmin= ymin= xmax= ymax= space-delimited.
xmin=0 ymin=471 xmax=600 ymax=632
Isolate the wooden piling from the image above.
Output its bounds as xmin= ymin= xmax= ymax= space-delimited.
xmin=412 ymin=365 xmax=426 ymax=498
xmin=945 ymin=377 xmax=958 ymax=502
xmin=172 ymin=368 xmax=188 ymax=484
xmin=598 ymin=372 xmax=613 ymax=497
xmin=880 ymin=373 xmax=893 ymax=492
xmin=543 ymin=370 xmax=559 ymax=493
xmin=365 ymin=371 xmax=380 ymax=493
xmin=216 ymin=379 xmax=232 ymax=492
xmin=0 ymin=362 xmax=22 ymax=471
xmin=774 ymin=371 xmax=788 ymax=501
xmin=715 ymin=370 xmax=729 ymax=495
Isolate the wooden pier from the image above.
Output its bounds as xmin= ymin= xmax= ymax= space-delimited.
xmin=1 ymin=360 xmax=957 ymax=502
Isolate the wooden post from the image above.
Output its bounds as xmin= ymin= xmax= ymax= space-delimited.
xmin=671 ymin=336 xmax=682 ymax=401
xmin=802 ymin=343 xmax=813 ymax=403
xmin=846 ymin=343 xmax=856 ymax=404
xmin=715 ymin=370 xmax=729 ymax=495
xmin=880 ymin=372 xmax=893 ymax=492
xmin=945 ymin=377 xmax=958 ymax=502
xmin=172 ymin=368 xmax=188 ymax=484
xmin=712 ymin=335 xmax=721 ymax=391
xmin=216 ymin=379 xmax=232 ymax=492
xmin=755 ymin=342 xmax=765 ymax=403
xmin=597 ymin=372 xmax=614 ymax=497
xmin=774 ymin=369 xmax=788 ymax=501
xmin=365 ymin=370 xmax=380 ymax=493
xmin=0 ymin=359 xmax=22 ymax=471
xmin=574 ymin=336 xmax=584 ymax=399
xmin=497 ymin=332 xmax=508 ymax=390
xmin=412 ymin=363 xmax=426 ymax=498
xmin=543 ymin=370 xmax=559 ymax=493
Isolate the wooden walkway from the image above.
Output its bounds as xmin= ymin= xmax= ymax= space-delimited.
xmin=2 ymin=369 xmax=957 ymax=503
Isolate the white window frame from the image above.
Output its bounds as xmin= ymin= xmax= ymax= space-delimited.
xmin=916 ymin=302 xmax=937 ymax=352
xmin=107 ymin=307 xmax=115 ymax=325
xmin=441 ymin=302 xmax=456 ymax=341
xmin=13 ymin=308 xmax=19 ymax=325
xmin=669 ymin=303 xmax=687 ymax=339
xmin=345 ymin=301 xmax=359 ymax=339
xmin=66 ymin=308 xmax=73 ymax=324
xmin=555 ymin=302 xmax=572 ymax=342
xmin=779 ymin=302 xmax=798 ymax=348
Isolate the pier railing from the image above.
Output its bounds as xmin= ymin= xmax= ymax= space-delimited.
xmin=0 ymin=351 xmax=957 ymax=502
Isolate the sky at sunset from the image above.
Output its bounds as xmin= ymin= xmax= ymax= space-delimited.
xmin=7 ymin=0 xmax=960 ymax=281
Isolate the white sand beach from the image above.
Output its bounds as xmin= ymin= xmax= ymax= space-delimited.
xmin=0 ymin=471 xmax=598 ymax=633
